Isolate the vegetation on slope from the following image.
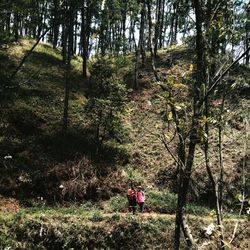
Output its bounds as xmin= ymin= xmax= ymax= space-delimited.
xmin=1 ymin=40 xmax=250 ymax=206
xmin=0 ymin=39 xmax=250 ymax=249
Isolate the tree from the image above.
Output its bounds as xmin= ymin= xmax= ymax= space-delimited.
xmin=173 ymin=0 xmax=206 ymax=248
xmin=85 ymin=57 xmax=128 ymax=154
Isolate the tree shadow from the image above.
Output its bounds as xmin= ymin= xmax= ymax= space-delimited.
xmin=28 ymin=50 xmax=62 ymax=67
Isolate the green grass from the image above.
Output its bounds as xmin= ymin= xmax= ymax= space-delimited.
xmin=104 ymin=190 xmax=211 ymax=215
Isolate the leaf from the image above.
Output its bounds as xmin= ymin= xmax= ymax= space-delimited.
xmin=155 ymin=123 xmax=162 ymax=129
xmin=173 ymin=83 xmax=186 ymax=88
xmin=189 ymin=64 xmax=193 ymax=72
xmin=199 ymin=116 xmax=209 ymax=124
xmin=168 ymin=111 xmax=173 ymax=120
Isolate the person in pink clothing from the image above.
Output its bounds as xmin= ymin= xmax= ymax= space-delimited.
xmin=136 ymin=186 xmax=145 ymax=213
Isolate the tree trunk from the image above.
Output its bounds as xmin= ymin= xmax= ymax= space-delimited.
xmin=154 ymin=0 xmax=162 ymax=57
xmin=81 ymin=2 xmax=87 ymax=77
xmin=13 ymin=12 xmax=19 ymax=42
xmin=62 ymin=23 xmax=67 ymax=64
xmin=122 ymin=0 xmax=127 ymax=54
xmin=63 ymin=5 xmax=74 ymax=132
xmin=52 ymin=0 xmax=60 ymax=49
xmin=246 ymin=1 xmax=250 ymax=65
xmin=139 ymin=0 xmax=146 ymax=66
xmin=204 ymin=76 xmax=225 ymax=249
xmin=174 ymin=0 xmax=205 ymax=248
xmin=147 ymin=0 xmax=159 ymax=81
xmin=159 ymin=0 xmax=165 ymax=48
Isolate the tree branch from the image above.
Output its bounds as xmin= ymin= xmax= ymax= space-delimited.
xmin=199 ymin=48 xmax=250 ymax=106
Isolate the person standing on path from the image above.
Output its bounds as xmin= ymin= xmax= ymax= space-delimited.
xmin=136 ymin=186 xmax=145 ymax=213
xmin=127 ymin=184 xmax=137 ymax=214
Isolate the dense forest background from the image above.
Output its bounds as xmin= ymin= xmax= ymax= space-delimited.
xmin=0 ymin=0 xmax=250 ymax=249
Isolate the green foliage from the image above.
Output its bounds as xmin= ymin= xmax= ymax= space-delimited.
xmin=109 ymin=212 xmax=121 ymax=222
xmin=0 ymin=31 xmax=13 ymax=45
xmin=125 ymin=166 xmax=144 ymax=183
xmin=146 ymin=190 xmax=177 ymax=213
xmin=85 ymin=57 xmax=128 ymax=149
xmin=106 ymin=195 xmax=127 ymax=212
xmin=186 ymin=204 xmax=211 ymax=215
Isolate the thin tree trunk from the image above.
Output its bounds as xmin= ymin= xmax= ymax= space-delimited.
xmin=81 ymin=5 xmax=87 ymax=78
xmin=128 ymin=18 xmax=135 ymax=52
xmin=174 ymin=0 xmax=205 ymax=248
xmin=52 ymin=0 xmax=60 ymax=48
xmin=147 ymin=0 xmax=160 ymax=81
xmin=172 ymin=1 xmax=179 ymax=45
xmin=246 ymin=1 xmax=250 ymax=65
xmin=63 ymin=5 xmax=74 ymax=132
xmin=159 ymin=0 xmax=165 ymax=48
xmin=122 ymin=0 xmax=127 ymax=54
xmin=139 ymin=0 xmax=146 ymax=67
xmin=62 ymin=23 xmax=67 ymax=64
xmin=13 ymin=12 xmax=19 ymax=42
xmin=134 ymin=44 xmax=140 ymax=89
xmin=154 ymin=0 xmax=162 ymax=57
xmin=204 ymin=71 xmax=225 ymax=249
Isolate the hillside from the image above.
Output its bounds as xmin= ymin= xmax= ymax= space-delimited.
xmin=0 ymin=39 xmax=250 ymax=249
xmin=1 ymin=39 xmax=250 ymax=205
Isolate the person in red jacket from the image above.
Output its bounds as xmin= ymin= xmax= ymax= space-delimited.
xmin=127 ymin=184 xmax=137 ymax=214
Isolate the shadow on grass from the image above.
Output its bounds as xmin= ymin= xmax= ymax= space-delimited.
xmin=28 ymin=51 xmax=62 ymax=66
xmin=37 ymin=127 xmax=129 ymax=164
